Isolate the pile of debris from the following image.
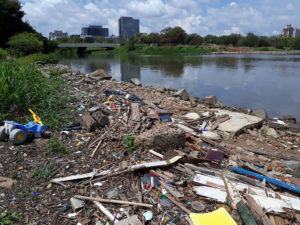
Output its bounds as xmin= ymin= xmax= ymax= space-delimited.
xmin=0 ymin=65 xmax=299 ymax=225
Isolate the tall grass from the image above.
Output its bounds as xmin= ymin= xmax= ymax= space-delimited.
xmin=0 ymin=61 xmax=68 ymax=128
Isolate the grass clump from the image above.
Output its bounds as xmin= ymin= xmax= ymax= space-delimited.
xmin=0 ymin=61 xmax=68 ymax=128
xmin=31 ymin=165 xmax=52 ymax=179
xmin=46 ymin=137 xmax=68 ymax=155
xmin=122 ymin=135 xmax=136 ymax=154
xmin=0 ymin=211 xmax=21 ymax=225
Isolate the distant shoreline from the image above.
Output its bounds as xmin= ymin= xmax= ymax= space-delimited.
xmin=211 ymin=50 xmax=300 ymax=55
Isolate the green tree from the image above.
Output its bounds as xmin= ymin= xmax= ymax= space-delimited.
xmin=291 ymin=36 xmax=300 ymax=50
xmin=185 ymin=33 xmax=203 ymax=45
xmin=161 ymin=26 xmax=186 ymax=45
xmin=0 ymin=0 xmax=34 ymax=48
xmin=8 ymin=32 xmax=43 ymax=56
xmin=241 ymin=32 xmax=259 ymax=47
xmin=204 ymin=35 xmax=218 ymax=44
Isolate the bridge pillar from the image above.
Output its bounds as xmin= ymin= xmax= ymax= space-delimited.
xmin=77 ymin=47 xmax=87 ymax=55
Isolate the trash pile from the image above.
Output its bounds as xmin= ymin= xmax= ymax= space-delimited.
xmin=0 ymin=64 xmax=299 ymax=225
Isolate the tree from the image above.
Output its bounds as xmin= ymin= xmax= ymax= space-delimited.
xmin=291 ymin=36 xmax=300 ymax=50
xmin=0 ymin=0 xmax=34 ymax=48
xmin=241 ymin=32 xmax=259 ymax=47
xmin=185 ymin=33 xmax=203 ymax=45
xmin=204 ymin=35 xmax=218 ymax=44
xmin=8 ymin=32 xmax=43 ymax=56
xmin=160 ymin=26 xmax=186 ymax=45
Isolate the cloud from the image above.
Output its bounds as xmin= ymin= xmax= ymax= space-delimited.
xmin=20 ymin=0 xmax=300 ymax=37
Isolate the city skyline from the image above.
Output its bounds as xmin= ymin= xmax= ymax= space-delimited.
xmin=21 ymin=0 xmax=300 ymax=37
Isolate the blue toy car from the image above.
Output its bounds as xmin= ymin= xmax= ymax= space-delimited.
xmin=0 ymin=109 xmax=47 ymax=145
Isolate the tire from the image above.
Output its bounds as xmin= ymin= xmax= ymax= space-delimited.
xmin=0 ymin=126 xmax=8 ymax=141
xmin=9 ymin=129 xmax=27 ymax=145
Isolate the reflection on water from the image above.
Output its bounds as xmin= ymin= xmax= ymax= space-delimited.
xmin=59 ymin=54 xmax=300 ymax=120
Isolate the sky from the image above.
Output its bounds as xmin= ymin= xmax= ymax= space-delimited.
xmin=20 ymin=0 xmax=300 ymax=37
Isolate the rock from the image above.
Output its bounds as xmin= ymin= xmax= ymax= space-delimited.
xmin=6 ymin=56 xmax=15 ymax=62
xmin=282 ymin=115 xmax=296 ymax=124
xmin=266 ymin=127 xmax=279 ymax=138
xmin=130 ymin=78 xmax=142 ymax=86
xmin=272 ymin=141 xmax=284 ymax=148
xmin=135 ymin=125 xmax=186 ymax=151
xmin=204 ymin=95 xmax=218 ymax=106
xmin=0 ymin=176 xmax=17 ymax=189
xmin=201 ymin=131 xmax=221 ymax=140
xmin=81 ymin=112 xmax=98 ymax=131
xmin=92 ymin=111 xmax=109 ymax=127
xmin=173 ymin=88 xmax=189 ymax=101
xmin=70 ymin=197 xmax=84 ymax=211
xmin=89 ymin=69 xmax=111 ymax=80
xmin=156 ymin=86 xmax=166 ymax=92
xmin=252 ymin=109 xmax=268 ymax=119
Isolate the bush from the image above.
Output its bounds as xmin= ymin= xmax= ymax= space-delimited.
xmin=7 ymin=32 xmax=43 ymax=56
xmin=17 ymin=53 xmax=58 ymax=64
xmin=0 ymin=48 xmax=8 ymax=60
xmin=0 ymin=211 xmax=21 ymax=224
xmin=0 ymin=61 xmax=67 ymax=128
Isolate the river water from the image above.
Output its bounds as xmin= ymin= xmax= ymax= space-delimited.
xmin=60 ymin=54 xmax=300 ymax=120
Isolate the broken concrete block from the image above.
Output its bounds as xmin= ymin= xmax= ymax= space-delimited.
xmin=70 ymin=197 xmax=84 ymax=211
xmin=92 ymin=111 xmax=109 ymax=127
xmin=266 ymin=127 xmax=279 ymax=138
xmin=81 ymin=112 xmax=98 ymax=131
xmin=89 ymin=69 xmax=111 ymax=80
xmin=204 ymin=95 xmax=218 ymax=106
xmin=282 ymin=115 xmax=296 ymax=124
xmin=130 ymin=78 xmax=142 ymax=86
xmin=173 ymin=88 xmax=189 ymax=101
xmin=119 ymin=161 xmax=128 ymax=170
xmin=0 ymin=176 xmax=17 ymax=189
xmin=135 ymin=125 xmax=186 ymax=151
xmin=252 ymin=109 xmax=268 ymax=119
xmin=201 ymin=131 xmax=221 ymax=140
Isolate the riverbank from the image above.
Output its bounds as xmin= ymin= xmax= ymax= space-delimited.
xmin=0 ymin=62 xmax=299 ymax=224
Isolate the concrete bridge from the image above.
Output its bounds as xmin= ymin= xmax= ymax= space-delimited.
xmin=58 ymin=43 xmax=120 ymax=54
xmin=58 ymin=43 xmax=120 ymax=49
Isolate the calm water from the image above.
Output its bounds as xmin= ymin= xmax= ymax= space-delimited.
xmin=60 ymin=54 xmax=300 ymax=120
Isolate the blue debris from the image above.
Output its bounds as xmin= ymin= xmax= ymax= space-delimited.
xmin=232 ymin=166 xmax=300 ymax=194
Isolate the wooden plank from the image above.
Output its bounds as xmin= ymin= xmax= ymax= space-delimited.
xmin=244 ymin=194 xmax=274 ymax=225
xmin=273 ymin=216 xmax=285 ymax=225
xmin=210 ymin=115 xmax=230 ymax=130
xmin=130 ymin=103 xmax=141 ymax=122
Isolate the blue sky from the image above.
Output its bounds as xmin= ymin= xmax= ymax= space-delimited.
xmin=20 ymin=0 xmax=300 ymax=37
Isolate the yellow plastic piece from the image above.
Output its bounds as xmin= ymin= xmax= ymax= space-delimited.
xmin=17 ymin=133 xmax=24 ymax=141
xmin=28 ymin=109 xmax=43 ymax=126
xmin=190 ymin=208 xmax=237 ymax=225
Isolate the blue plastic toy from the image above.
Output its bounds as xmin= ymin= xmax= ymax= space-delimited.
xmin=0 ymin=109 xmax=47 ymax=145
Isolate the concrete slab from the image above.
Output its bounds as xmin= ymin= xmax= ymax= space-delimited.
xmin=215 ymin=109 xmax=263 ymax=134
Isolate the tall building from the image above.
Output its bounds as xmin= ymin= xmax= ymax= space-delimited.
xmin=81 ymin=25 xmax=109 ymax=38
xmin=283 ymin=25 xmax=294 ymax=37
xmin=119 ymin=17 xmax=140 ymax=40
xmin=294 ymin=28 xmax=300 ymax=37
xmin=49 ymin=30 xmax=68 ymax=40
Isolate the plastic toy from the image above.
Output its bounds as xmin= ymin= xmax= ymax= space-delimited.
xmin=0 ymin=109 xmax=47 ymax=145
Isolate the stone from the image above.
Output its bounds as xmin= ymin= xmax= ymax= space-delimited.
xmin=89 ymin=69 xmax=111 ymax=80
xmin=130 ymin=78 xmax=142 ymax=86
xmin=266 ymin=127 xmax=279 ymax=138
xmin=81 ymin=112 xmax=98 ymax=131
xmin=92 ymin=111 xmax=109 ymax=127
xmin=119 ymin=161 xmax=128 ymax=170
xmin=173 ymin=88 xmax=189 ymax=101
xmin=272 ymin=141 xmax=284 ymax=148
xmin=156 ymin=86 xmax=166 ymax=92
xmin=183 ymin=112 xmax=200 ymax=120
xmin=135 ymin=125 xmax=186 ymax=151
xmin=252 ymin=109 xmax=268 ymax=119
xmin=282 ymin=115 xmax=296 ymax=124
xmin=0 ymin=176 xmax=17 ymax=189
xmin=204 ymin=95 xmax=218 ymax=106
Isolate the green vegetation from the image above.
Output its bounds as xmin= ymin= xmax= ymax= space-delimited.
xmin=143 ymin=46 xmax=217 ymax=54
xmin=31 ymin=165 xmax=52 ymax=179
xmin=46 ymin=137 xmax=68 ymax=155
xmin=122 ymin=135 xmax=136 ymax=154
xmin=0 ymin=61 xmax=68 ymax=128
xmin=0 ymin=48 xmax=8 ymax=60
xmin=0 ymin=0 xmax=34 ymax=48
xmin=17 ymin=53 xmax=58 ymax=64
xmin=0 ymin=211 xmax=21 ymax=225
